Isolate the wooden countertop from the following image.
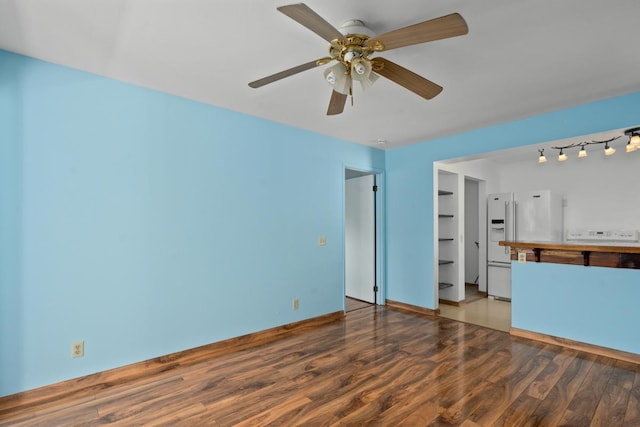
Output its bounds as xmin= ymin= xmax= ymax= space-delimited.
xmin=498 ymin=240 xmax=640 ymax=269
xmin=499 ymin=240 xmax=640 ymax=254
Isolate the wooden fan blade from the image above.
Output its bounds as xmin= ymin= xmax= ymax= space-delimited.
xmin=248 ymin=59 xmax=325 ymax=88
xmin=277 ymin=3 xmax=344 ymax=43
xmin=367 ymin=13 xmax=468 ymax=51
xmin=374 ymin=58 xmax=443 ymax=100
xmin=327 ymin=90 xmax=347 ymax=115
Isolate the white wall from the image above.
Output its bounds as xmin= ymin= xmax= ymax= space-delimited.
xmin=496 ymin=148 xmax=640 ymax=233
xmin=437 ymin=158 xmax=502 ymax=194
xmin=464 ymin=179 xmax=480 ymax=284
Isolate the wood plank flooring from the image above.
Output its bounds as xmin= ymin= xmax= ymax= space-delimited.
xmin=345 ymin=297 xmax=373 ymax=312
xmin=1 ymin=306 xmax=639 ymax=426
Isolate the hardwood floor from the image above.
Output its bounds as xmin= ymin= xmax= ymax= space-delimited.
xmin=1 ymin=306 xmax=639 ymax=426
xmin=345 ymin=296 xmax=373 ymax=312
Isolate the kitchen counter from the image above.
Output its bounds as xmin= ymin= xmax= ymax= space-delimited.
xmin=499 ymin=240 xmax=640 ymax=268
xmin=502 ymin=240 xmax=640 ymax=363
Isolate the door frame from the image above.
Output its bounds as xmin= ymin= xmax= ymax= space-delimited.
xmin=343 ymin=165 xmax=385 ymax=310
xmin=433 ymin=164 xmax=488 ymax=308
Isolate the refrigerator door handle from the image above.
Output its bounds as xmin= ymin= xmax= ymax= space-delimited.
xmin=488 ymin=262 xmax=511 ymax=268
xmin=504 ymin=201 xmax=509 ymax=253
xmin=513 ymin=201 xmax=518 ymax=241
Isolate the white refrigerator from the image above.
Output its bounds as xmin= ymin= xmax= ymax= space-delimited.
xmin=487 ymin=190 xmax=563 ymax=300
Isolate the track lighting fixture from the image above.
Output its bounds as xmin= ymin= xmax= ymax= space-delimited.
xmin=537 ymin=131 xmax=640 ymax=164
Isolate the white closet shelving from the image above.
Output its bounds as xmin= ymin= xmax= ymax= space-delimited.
xmin=437 ymin=172 xmax=459 ymax=301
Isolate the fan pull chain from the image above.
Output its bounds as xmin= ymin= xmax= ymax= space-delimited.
xmin=350 ymin=86 xmax=354 ymax=107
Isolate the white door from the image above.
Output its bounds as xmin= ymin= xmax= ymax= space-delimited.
xmin=345 ymin=175 xmax=375 ymax=303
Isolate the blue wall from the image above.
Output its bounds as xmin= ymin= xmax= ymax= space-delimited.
xmin=0 ymin=51 xmax=384 ymax=396
xmin=385 ymin=91 xmax=640 ymax=309
xmin=3 ymin=47 xmax=640 ymax=397
xmin=512 ymin=263 xmax=640 ymax=354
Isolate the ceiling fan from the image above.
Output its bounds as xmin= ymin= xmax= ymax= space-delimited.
xmin=248 ymin=3 xmax=468 ymax=115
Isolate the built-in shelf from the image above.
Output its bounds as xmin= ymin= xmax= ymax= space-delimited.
xmin=438 ymin=177 xmax=458 ymax=299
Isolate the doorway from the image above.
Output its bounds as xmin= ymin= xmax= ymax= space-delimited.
xmin=464 ymin=178 xmax=481 ymax=301
xmin=344 ymin=168 xmax=380 ymax=312
xmin=434 ymin=166 xmax=510 ymax=331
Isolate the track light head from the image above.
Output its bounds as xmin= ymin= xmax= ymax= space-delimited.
xmin=538 ymin=149 xmax=547 ymax=163
xmin=604 ymin=143 xmax=615 ymax=156
xmin=578 ymin=146 xmax=587 ymax=158
xmin=558 ymin=149 xmax=568 ymax=162
xmin=624 ymin=127 xmax=640 ymax=147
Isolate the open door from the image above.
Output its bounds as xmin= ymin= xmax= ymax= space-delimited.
xmin=345 ymin=173 xmax=376 ymax=304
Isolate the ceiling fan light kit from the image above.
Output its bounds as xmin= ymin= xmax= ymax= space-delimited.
xmin=248 ymin=3 xmax=468 ymax=115
xmin=324 ymin=63 xmax=351 ymax=95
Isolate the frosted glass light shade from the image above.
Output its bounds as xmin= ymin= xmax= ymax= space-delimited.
xmin=558 ymin=151 xmax=568 ymax=161
xmin=324 ymin=63 xmax=351 ymax=94
xmin=626 ymin=142 xmax=637 ymax=153
xmin=578 ymin=147 xmax=587 ymax=158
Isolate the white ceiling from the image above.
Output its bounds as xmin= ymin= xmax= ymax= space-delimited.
xmin=1 ymin=0 xmax=639 ymax=150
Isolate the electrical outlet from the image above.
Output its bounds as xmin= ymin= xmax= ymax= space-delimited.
xmin=292 ymin=298 xmax=299 ymax=310
xmin=72 ymin=341 xmax=84 ymax=358
xmin=518 ymin=252 xmax=527 ymax=264
xmin=318 ymin=236 xmax=326 ymax=246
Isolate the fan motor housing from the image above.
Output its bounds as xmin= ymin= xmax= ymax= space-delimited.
xmin=330 ymin=20 xmax=376 ymax=65
xmin=338 ymin=19 xmax=375 ymax=38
